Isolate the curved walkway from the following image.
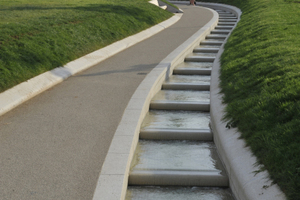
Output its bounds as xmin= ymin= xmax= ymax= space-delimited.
xmin=0 ymin=5 xmax=213 ymax=200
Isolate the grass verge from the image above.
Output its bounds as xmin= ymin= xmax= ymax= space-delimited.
xmin=195 ymin=0 xmax=300 ymax=199
xmin=0 ymin=0 xmax=173 ymax=93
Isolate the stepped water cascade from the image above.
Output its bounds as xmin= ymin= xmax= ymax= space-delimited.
xmin=126 ymin=8 xmax=239 ymax=200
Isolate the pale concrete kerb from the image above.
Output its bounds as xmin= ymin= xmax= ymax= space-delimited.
xmin=149 ymin=0 xmax=159 ymax=6
xmin=160 ymin=5 xmax=168 ymax=10
xmin=92 ymin=6 xmax=218 ymax=200
xmin=149 ymin=0 xmax=167 ymax=9
xmin=206 ymin=2 xmax=287 ymax=200
xmin=0 ymin=14 xmax=182 ymax=117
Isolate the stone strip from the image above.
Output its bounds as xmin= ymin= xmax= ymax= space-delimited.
xmin=150 ymin=100 xmax=210 ymax=111
xmin=129 ymin=169 xmax=229 ymax=187
xmin=139 ymin=128 xmax=213 ymax=140
xmin=162 ymin=83 xmax=211 ymax=91
xmin=173 ymin=68 xmax=212 ymax=75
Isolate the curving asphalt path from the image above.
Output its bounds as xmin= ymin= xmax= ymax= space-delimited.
xmin=0 ymin=5 xmax=213 ymax=200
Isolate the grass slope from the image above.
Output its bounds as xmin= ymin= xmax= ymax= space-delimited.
xmin=196 ymin=0 xmax=300 ymax=199
xmin=0 ymin=0 xmax=173 ymax=92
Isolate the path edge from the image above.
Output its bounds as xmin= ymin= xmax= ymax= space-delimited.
xmin=92 ymin=6 xmax=218 ymax=200
xmin=0 ymin=14 xmax=182 ymax=117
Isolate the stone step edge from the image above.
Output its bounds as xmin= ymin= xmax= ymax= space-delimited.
xmin=200 ymin=41 xmax=223 ymax=45
xmin=215 ymin=26 xmax=233 ymax=29
xmin=206 ymin=35 xmax=227 ymax=39
xmin=162 ymin=83 xmax=210 ymax=91
xmin=211 ymin=30 xmax=231 ymax=34
xmin=173 ymin=68 xmax=212 ymax=75
xmin=193 ymin=47 xmax=220 ymax=53
xmin=219 ymin=16 xmax=237 ymax=19
xmin=185 ymin=56 xmax=216 ymax=62
xmin=139 ymin=128 xmax=212 ymax=140
xmin=218 ymin=22 xmax=236 ymax=25
xmin=128 ymin=169 xmax=229 ymax=187
xmin=219 ymin=19 xmax=238 ymax=22
xmin=150 ymin=100 xmax=210 ymax=111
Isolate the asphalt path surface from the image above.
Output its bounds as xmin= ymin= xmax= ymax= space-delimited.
xmin=0 ymin=5 xmax=213 ymax=200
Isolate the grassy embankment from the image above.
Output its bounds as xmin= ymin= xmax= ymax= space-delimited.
xmin=196 ymin=0 xmax=300 ymax=199
xmin=0 ymin=0 xmax=173 ymax=93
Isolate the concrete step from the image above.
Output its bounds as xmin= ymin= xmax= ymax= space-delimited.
xmin=126 ymin=186 xmax=235 ymax=200
xmin=174 ymin=61 xmax=213 ymax=69
xmin=129 ymin=141 xmax=228 ymax=186
xmin=189 ymin=52 xmax=217 ymax=57
xmin=152 ymin=90 xmax=210 ymax=102
xmin=150 ymin=100 xmax=210 ymax=111
xmin=219 ymin=13 xmax=236 ymax=17
xmin=173 ymin=68 xmax=211 ymax=75
xmin=218 ymin=22 xmax=235 ymax=26
xmin=215 ymin=25 xmax=233 ymax=30
xmin=219 ymin=19 xmax=237 ymax=22
xmin=217 ymin=12 xmax=232 ymax=15
xmin=141 ymin=110 xmax=210 ymax=129
xmin=150 ymin=90 xmax=210 ymax=111
xmin=185 ymin=56 xmax=215 ymax=62
xmin=193 ymin=47 xmax=219 ymax=53
xmin=200 ymin=40 xmax=223 ymax=46
xmin=206 ymin=34 xmax=227 ymax=40
xmin=219 ymin=17 xmax=237 ymax=20
xmin=139 ymin=128 xmax=212 ymax=140
xmin=164 ymin=74 xmax=210 ymax=84
xmin=162 ymin=83 xmax=210 ymax=90
xmin=217 ymin=11 xmax=231 ymax=14
xmin=211 ymin=29 xmax=231 ymax=34
xmin=173 ymin=61 xmax=212 ymax=75
xmin=129 ymin=170 xmax=229 ymax=186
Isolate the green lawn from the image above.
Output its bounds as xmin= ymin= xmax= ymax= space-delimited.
xmin=0 ymin=0 xmax=173 ymax=92
xmin=196 ymin=0 xmax=300 ymax=199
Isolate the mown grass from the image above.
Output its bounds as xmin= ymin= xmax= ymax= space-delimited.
xmin=0 ymin=0 xmax=173 ymax=92
xmin=195 ymin=0 xmax=300 ymax=199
